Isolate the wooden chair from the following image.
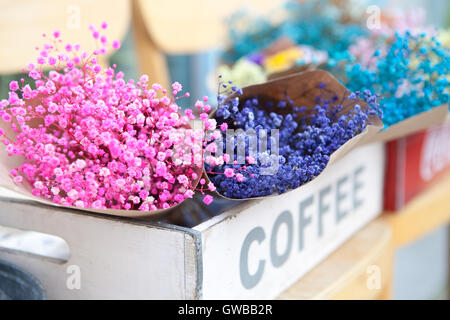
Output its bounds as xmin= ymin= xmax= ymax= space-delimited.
xmin=131 ymin=0 xmax=280 ymax=90
xmin=0 ymin=0 xmax=131 ymax=75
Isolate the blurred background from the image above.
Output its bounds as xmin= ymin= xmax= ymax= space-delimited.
xmin=0 ymin=0 xmax=449 ymax=300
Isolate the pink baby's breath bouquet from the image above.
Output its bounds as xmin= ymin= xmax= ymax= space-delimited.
xmin=0 ymin=23 xmax=222 ymax=216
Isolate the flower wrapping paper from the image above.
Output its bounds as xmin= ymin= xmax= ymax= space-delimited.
xmin=205 ymin=70 xmax=383 ymax=200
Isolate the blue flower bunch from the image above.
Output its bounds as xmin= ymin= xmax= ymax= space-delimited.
xmin=207 ymin=82 xmax=380 ymax=199
xmin=329 ymin=31 xmax=450 ymax=128
xmin=224 ymin=0 xmax=368 ymax=63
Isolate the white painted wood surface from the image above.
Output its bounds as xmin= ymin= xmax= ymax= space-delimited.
xmin=0 ymin=199 xmax=200 ymax=299
xmin=0 ymin=143 xmax=385 ymax=299
xmin=195 ymin=143 xmax=385 ymax=299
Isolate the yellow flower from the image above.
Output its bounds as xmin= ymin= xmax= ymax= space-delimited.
xmin=438 ymin=28 xmax=450 ymax=47
xmin=216 ymin=59 xmax=267 ymax=88
xmin=263 ymin=48 xmax=303 ymax=74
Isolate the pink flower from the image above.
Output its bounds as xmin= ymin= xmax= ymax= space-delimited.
xmin=160 ymin=190 xmax=171 ymax=202
xmin=195 ymin=100 xmax=204 ymax=109
xmin=140 ymin=75 xmax=149 ymax=83
xmin=112 ymin=40 xmax=121 ymax=50
xmin=205 ymin=143 xmax=217 ymax=153
xmin=174 ymin=194 xmax=184 ymax=203
xmin=184 ymin=190 xmax=194 ymax=198
xmin=2 ymin=113 xmax=11 ymax=122
xmin=34 ymin=181 xmax=44 ymax=189
xmin=155 ymin=161 xmax=167 ymax=177
xmin=223 ymin=154 xmax=231 ymax=163
xmin=224 ymin=168 xmax=234 ymax=178
xmin=68 ymin=189 xmax=79 ymax=200
xmin=177 ymin=175 xmax=189 ymax=185
xmin=139 ymin=190 xmax=149 ymax=200
xmin=172 ymin=82 xmax=182 ymax=92
xmin=37 ymin=56 xmax=46 ymax=65
xmin=48 ymin=56 xmax=57 ymax=66
xmin=203 ymin=194 xmax=213 ymax=205
xmin=29 ymin=70 xmax=40 ymax=79
xmin=109 ymin=139 xmax=121 ymax=158
xmin=115 ymin=179 xmax=125 ymax=188
xmin=0 ymin=24 xmax=216 ymax=212
xmin=92 ymin=200 xmax=103 ymax=209
xmin=204 ymin=119 xmax=216 ymax=130
xmin=184 ymin=109 xmax=195 ymax=120
xmin=9 ymin=81 xmax=19 ymax=91
xmin=207 ymin=182 xmax=216 ymax=192
xmin=74 ymin=201 xmax=84 ymax=208
xmin=157 ymin=152 xmax=166 ymax=161
xmin=75 ymin=159 xmax=86 ymax=169
xmin=152 ymin=83 xmax=162 ymax=91
xmin=220 ymin=123 xmax=228 ymax=131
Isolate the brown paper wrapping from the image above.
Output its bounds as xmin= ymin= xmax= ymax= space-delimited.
xmin=205 ymin=69 xmax=383 ymax=200
xmin=267 ymin=64 xmax=316 ymax=81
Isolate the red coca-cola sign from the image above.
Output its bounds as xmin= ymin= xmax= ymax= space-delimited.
xmin=384 ymin=122 xmax=450 ymax=211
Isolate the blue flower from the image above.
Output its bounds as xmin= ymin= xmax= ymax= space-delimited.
xmin=329 ymin=32 xmax=450 ymax=127
xmin=208 ymin=80 xmax=379 ymax=199
xmin=223 ymin=0 xmax=368 ymax=63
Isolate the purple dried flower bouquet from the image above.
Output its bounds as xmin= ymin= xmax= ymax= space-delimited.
xmin=207 ymin=70 xmax=382 ymax=199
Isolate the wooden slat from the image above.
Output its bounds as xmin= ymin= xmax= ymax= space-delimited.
xmin=385 ymin=172 xmax=450 ymax=247
xmin=0 ymin=197 xmax=196 ymax=299
xmin=277 ymin=217 xmax=393 ymax=300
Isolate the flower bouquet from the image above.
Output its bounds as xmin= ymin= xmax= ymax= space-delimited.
xmin=213 ymin=0 xmax=369 ymax=92
xmin=216 ymin=37 xmax=328 ymax=89
xmin=0 ymin=24 xmax=225 ymax=216
xmin=205 ymin=70 xmax=382 ymax=199
xmin=330 ymin=30 xmax=450 ymax=142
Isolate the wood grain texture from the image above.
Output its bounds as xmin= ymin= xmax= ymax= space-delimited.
xmin=0 ymin=0 xmax=130 ymax=74
xmin=385 ymin=171 xmax=450 ymax=247
xmin=277 ymin=217 xmax=393 ymax=300
xmin=0 ymin=197 xmax=195 ymax=299
xmin=131 ymin=0 xmax=170 ymax=90
xmin=135 ymin=0 xmax=280 ymax=53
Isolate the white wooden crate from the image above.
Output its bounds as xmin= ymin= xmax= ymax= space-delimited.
xmin=0 ymin=142 xmax=384 ymax=299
